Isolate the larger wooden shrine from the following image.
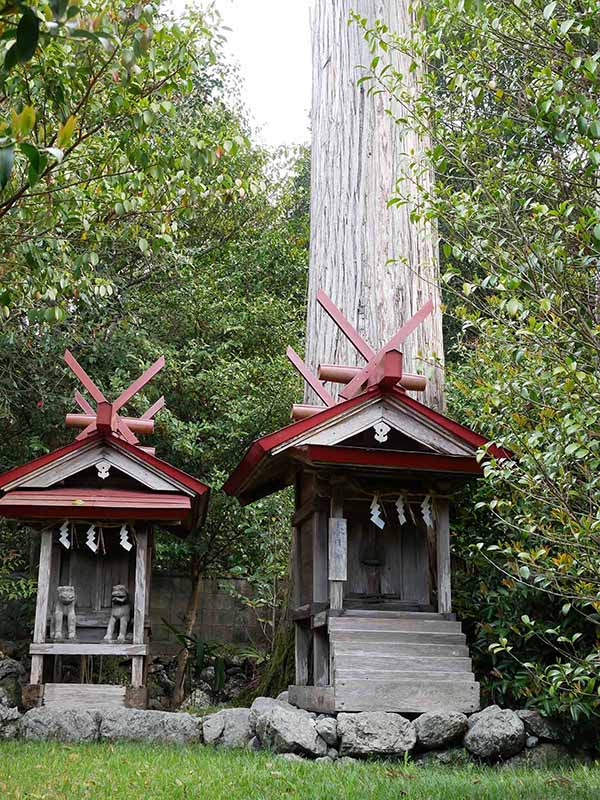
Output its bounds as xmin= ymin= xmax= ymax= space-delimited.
xmin=0 ymin=352 xmax=209 ymax=709
xmin=224 ymin=290 xmax=508 ymax=715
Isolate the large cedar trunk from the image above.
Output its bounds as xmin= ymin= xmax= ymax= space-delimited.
xmin=306 ymin=0 xmax=444 ymax=410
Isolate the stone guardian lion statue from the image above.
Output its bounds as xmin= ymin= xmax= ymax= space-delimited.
xmin=104 ymin=584 xmax=131 ymax=642
xmin=51 ymin=585 xmax=77 ymax=640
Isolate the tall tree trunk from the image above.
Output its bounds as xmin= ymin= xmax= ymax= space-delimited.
xmin=306 ymin=0 xmax=444 ymax=410
xmin=172 ymin=565 xmax=203 ymax=708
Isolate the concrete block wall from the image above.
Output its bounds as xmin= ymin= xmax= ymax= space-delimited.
xmin=150 ymin=573 xmax=267 ymax=656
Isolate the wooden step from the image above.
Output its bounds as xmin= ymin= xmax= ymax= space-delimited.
xmin=43 ymin=683 xmax=126 ymax=709
xmin=335 ymin=669 xmax=475 ymax=682
xmin=335 ymin=679 xmax=480 ymax=714
xmin=333 ymin=641 xmax=470 ymax=658
xmin=333 ymin=654 xmax=473 ymax=673
xmin=329 ymin=629 xmax=466 ymax=646
xmin=341 ymin=610 xmax=450 ymax=621
xmin=330 ymin=617 xmax=462 ymax=634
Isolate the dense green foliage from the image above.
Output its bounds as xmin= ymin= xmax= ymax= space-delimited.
xmin=1 ymin=742 xmax=599 ymax=799
xmin=356 ymin=0 xmax=600 ymax=721
xmin=0 ymin=1 xmax=308 ymax=647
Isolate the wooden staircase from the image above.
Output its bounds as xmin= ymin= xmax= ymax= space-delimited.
xmin=329 ymin=610 xmax=480 ymax=713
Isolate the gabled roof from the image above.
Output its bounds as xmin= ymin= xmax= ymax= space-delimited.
xmin=0 ymin=432 xmax=209 ymax=533
xmin=223 ymin=386 xmax=509 ymax=505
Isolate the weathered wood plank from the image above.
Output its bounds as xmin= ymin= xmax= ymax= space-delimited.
xmin=329 ymin=630 xmax=465 ymax=645
xmin=31 ymin=529 xmax=53 ymax=685
xmin=313 ymin=628 xmax=329 ymax=687
xmin=295 ymin=624 xmax=310 ymax=686
xmin=288 ymin=684 xmax=335 ymax=714
xmin=335 ymin=679 xmax=480 ymax=714
xmin=341 ymin=609 xmax=453 ymax=620
xmin=328 ymin=518 xmax=347 ymax=582
xmin=435 ymin=498 xmax=452 ymax=614
xmin=30 ymin=643 xmax=148 ymax=656
xmin=33 ymin=529 xmax=53 ymax=644
xmin=133 ymin=530 xmax=148 ymax=644
xmin=333 ymin=642 xmax=470 ymax=658
xmin=329 ymin=617 xmax=462 ymax=633
xmin=334 ymin=654 xmax=473 ymax=673
xmin=44 ymin=682 xmax=126 ymax=709
xmin=335 ymin=669 xmax=475 ymax=682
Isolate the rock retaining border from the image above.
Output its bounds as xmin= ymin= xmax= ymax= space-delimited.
xmin=0 ymin=692 xmax=592 ymax=767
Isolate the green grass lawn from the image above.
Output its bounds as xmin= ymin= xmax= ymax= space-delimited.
xmin=0 ymin=742 xmax=598 ymax=800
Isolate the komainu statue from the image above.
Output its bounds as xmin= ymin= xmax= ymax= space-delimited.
xmin=52 ymin=585 xmax=77 ymax=640
xmin=104 ymin=584 xmax=131 ymax=642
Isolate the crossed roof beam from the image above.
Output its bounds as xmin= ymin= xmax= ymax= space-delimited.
xmin=64 ymin=349 xmax=165 ymax=446
xmin=287 ymin=290 xmax=433 ymax=420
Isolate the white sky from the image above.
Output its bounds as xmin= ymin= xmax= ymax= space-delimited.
xmin=216 ymin=0 xmax=313 ymax=147
xmin=173 ymin=1 xmax=314 ymax=148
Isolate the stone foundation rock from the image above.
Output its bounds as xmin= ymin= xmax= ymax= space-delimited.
xmin=464 ymin=705 xmax=525 ymax=760
xmin=414 ymin=711 xmax=468 ymax=750
xmin=337 ymin=712 xmax=416 ymax=758
xmin=21 ymin=707 xmax=100 ymax=743
xmin=99 ymin=708 xmax=202 ymax=744
xmin=255 ymin=704 xmax=327 ymax=756
xmin=203 ymin=708 xmax=252 ymax=748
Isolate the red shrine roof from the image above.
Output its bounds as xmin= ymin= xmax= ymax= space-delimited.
xmin=223 ymin=383 xmax=509 ymax=505
xmin=0 ymin=353 xmax=210 ymax=534
xmin=223 ymin=290 xmax=510 ymax=505
xmin=0 ymin=432 xmax=209 ymax=533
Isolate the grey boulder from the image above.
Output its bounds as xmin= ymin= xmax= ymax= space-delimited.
xmin=503 ymin=743 xmax=580 ymax=768
xmin=99 ymin=708 xmax=202 ymax=744
xmin=415 ymin=711 xmax=468 ymax=750
xmin=0 ymin=657 xmax=25 ymax=707
xmin=464 ymin=705 xmax=525 ymax=760
xmin=337 ymin=712 xmax=416 ymax=758
xmin=256 ymin=705 xmax=327 ymax=757
xmin=315 ymin=716 xmax=338 ymax=747
xmin=20 ymin=707 xmax=100 ymax=742
xmin=203 ymin=708 xmax=252 ymax=748
xmin=516 ymin=709 xmax=561 ymax=742
xmin=249 ymin=696 xmax=296 ymax=732
xmin=0 ymin=693 xmax=21 ymax=740
xmin=414 ymin=747 xmax=474 ymax=766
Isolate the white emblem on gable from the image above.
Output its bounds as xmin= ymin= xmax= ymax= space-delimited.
xmin=373 ymin=421 xmax=391 ymax=443
xmin=96 ymin=460 xmax=111 ymax=480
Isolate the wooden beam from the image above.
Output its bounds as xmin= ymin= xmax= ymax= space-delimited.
xmin=287 ymin=347 xmax=335 ymax=407
xmin=435 ymin=499 xmax=452 ymax=614
xmin=30 ymin=528 xmax=52 ymax=685
xmin=132 ymin=529 xmax=148 ymax=688
xmin=316 ymin=289 xmax=374 ymax=361
xmin=312 ymin=509 xmax=329 ymax=685
xmin=294 ymin=624 xmax=310 ymax=686
xmin=339 ymin=299 xmax=434 ymax=400
xmin=328 ymin=485 xmax=346 ymax=612
xmin=112 ymin=356 xmax=166 ymax=413
xmin=30 ymin=643 xmax=149 ymax=656
xmin=64 ymin=350 xmax=106 ymax=404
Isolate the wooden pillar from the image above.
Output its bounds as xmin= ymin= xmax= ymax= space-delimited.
xmin=328 ymin=485 xmax=347 ymax=611
xmin=30 ymin=528 xmax=53 ymax=685
xmin=312 ymin=510 xmax=329 ymax=686
xmin=131 ymin=529 xmax=148 ymax=688
xmin=435 ymin=499 xmax=452 ymax=614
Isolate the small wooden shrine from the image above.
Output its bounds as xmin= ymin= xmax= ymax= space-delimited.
xmin=224 ymin=290 xmax=508 ymax=715
xmin=0 ymin=352 xmax=209 ymax=709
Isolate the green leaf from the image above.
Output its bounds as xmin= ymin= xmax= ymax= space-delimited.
xmin=589 ymin=121 xmax=600 ymax=140
xmin=506 ymin=298 xmax=521 ymax=316
xmin=15 ymin=8 xmax=39 ymax=64
xmin=57 ymin=115 xmax=76 ymax=149
xmin=0 ymin=145 xmax=14 ymax=190
xmin=45 ymin=147 xmax=64 ymax=163
xmin=543 ymin=2 xmax=557 ymax=20
xmin=519 ymin=565 xmax=531 ymax=579
xmin=592 ymin=224 xmax=600 ymax=242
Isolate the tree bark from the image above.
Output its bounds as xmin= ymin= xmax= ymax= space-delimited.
xmin=306 ymin=0 xmax=444 ymax=410
xmin=172 ymin=566 xmax=203 ymax=708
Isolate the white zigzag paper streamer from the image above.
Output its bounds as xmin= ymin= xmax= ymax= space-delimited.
xmin=85 ymin=524 xmax=98 ymax=553
xmin=395 ymin=495 xmax=407 ymax=526
xmin=59 ymin=521 xmax=71 ymax=549
xmin=370 ymin=494 xmax=385 ymax=530
xmin=119 ymin=524 xmax=133 ymax=552
xmin=421 ymin=495 xmax=433 ymax=528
